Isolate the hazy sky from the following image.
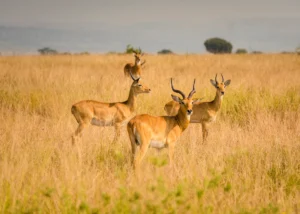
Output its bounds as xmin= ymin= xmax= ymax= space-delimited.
xmin=0 ymin=0 xmax=299 ymax=53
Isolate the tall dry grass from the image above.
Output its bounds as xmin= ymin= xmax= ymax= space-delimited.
xmin=0 ymin=54 xmax=299 ymax=213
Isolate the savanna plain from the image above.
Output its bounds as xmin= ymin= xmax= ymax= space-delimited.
xmin=0 ymin=54 xmax=299 ymax=214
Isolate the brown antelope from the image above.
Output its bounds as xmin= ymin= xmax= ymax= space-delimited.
xmin=127 ymin=78 xmax=200 ymax=170
xmin=164 ymin=74 xmax=231 ymax=143
xmin=71 ymin=72 xmax=151 ymax=144
xmin=124 ymin=50 xmax=146 ymax=79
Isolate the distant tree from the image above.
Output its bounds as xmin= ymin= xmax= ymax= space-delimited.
xmin=235 ymin=49 xmax=247 ymax=54
xmin=61 ymin=52 xmax=71 ymax=55
xmin=296 ymin=46 xmax=300 ymax=55
xmin=157 ymin=49 xmax=174 ymax=55
xmin=79 ymin=52 xmax=90 ymax=55
xmin=125 ymin=44 xmax=142 ymax=54
xmin=107 ymin=51 xmax=118 ymax=55
xmin=38 ymin=47 xmax=58 ymax=55
xmin=251 ymin=51 xmax=263 ymax=54
xmin=204 ymin=38 xmax=233 ymax=54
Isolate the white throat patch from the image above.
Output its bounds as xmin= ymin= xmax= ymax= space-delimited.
xmin=186 ymin=114 xmax=191 ymax=120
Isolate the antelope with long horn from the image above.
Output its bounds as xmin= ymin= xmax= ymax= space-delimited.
xmin=127 ymin=78 xmax=201 ymax=170
xmin=164 ymin=74 xmax=231 ymax=143
xmin=124 ymin=50 xmax=146 ymax=79
xmin=71 ymin=72 xmax=151 ymax=144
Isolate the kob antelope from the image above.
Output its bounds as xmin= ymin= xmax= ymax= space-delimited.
xmin=127 ymin=78 xmax=200 ymax=170
xmin=71 ymin=72 xmax=151 ymax=144
xmin=124 ymin=50 xmax=146 ymax=79
xmin=164 ymin=74 xmax=231 ymax=142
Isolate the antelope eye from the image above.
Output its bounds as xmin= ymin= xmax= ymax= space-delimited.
xmin=138 ymin=84 xmax=142 ymax=87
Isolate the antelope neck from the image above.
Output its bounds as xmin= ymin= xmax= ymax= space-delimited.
xmin=175 ymin=109 xmax=190 ymax=131
xmin=126 ymin=87 xmax=138 ymax=112
xmin=211 ymin=90 xmax=223 ymax=111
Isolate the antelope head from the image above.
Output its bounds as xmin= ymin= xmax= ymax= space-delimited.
xmin=170 ymin=78 xmax=199 ymax=117
xmin=133 ymin=50 xmax=145 ymax=66
xmin=210 ymin=74 xmax=231 ymax=96
xmin=129 ymin=71 xmax=151 ymax=94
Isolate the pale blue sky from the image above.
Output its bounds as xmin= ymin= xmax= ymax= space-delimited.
xmin=0 ymin=0 xmax=299 ymax=53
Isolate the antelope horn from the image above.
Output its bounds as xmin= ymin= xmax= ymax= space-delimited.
xmin=171 ymin=78 xmax=186 ymax=99
xmin=132 ymin=50 xmax=137 ymax=54
xmin=129 ymin=70 xmax=140 ymax=81
xmin=221 ymin=73 xmax=224 ymax=82
xmin=188 ymin=79 xmax=196 ymax=99
xmin=215 ymin=73 xmax=218 ymax=83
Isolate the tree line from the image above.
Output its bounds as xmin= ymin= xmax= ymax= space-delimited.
xmin=37 ymin=38 xmax=300 ymax=55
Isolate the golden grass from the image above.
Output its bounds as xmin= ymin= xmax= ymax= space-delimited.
xmin=0 ymin=54 xmax=299 ymax=213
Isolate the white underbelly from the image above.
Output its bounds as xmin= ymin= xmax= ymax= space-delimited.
xmin=91 ymin=118 xmax=114 ymax=126
xmin=149 ymin=140 xmax=166 ymax=149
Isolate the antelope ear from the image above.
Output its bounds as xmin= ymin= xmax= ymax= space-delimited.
xmin=192 ymin=98 xmax=203 ymax=105
xmin=210 ymin=79 xmax=217 ymax=87
xmin=171 ymin=95 xmax=183 ymax=104
xmin=224 ymin=79 xmax=231 ymax=87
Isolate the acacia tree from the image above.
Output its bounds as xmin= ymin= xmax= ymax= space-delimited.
xmin=204 ymin=38 xmax=233 ymax=54
xmin=157 ymin=49 xmax=174 ymax=54
xmin=38 ymin=47 xmax=58 ymax=55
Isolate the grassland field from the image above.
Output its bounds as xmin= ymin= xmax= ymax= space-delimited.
xmin=0 ymin=54 xmax=299 ymax=213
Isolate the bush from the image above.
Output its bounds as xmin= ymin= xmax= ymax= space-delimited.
xmin=204 ymin=38 xmax=233 ymax=54
xmin=125 ymin=45 xmax=142 ymax=54
xmin=236 ymin=49 xmax=248 ymax=54
xmin=157 ymin=49 xmax=174 ymax=55
xmin=37 ymin=47 xmax=58 ymax=55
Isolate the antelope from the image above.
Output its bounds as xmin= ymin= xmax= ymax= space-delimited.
xmin=124 ymin=50 xmax=146 ymax=79
xmin=71 ymin=72 xmax=151 ymax=144
xmin=164 ymin=74 xmax=231 ymax=143
xmin=127 ymin=78 xmax=200 ymax=170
